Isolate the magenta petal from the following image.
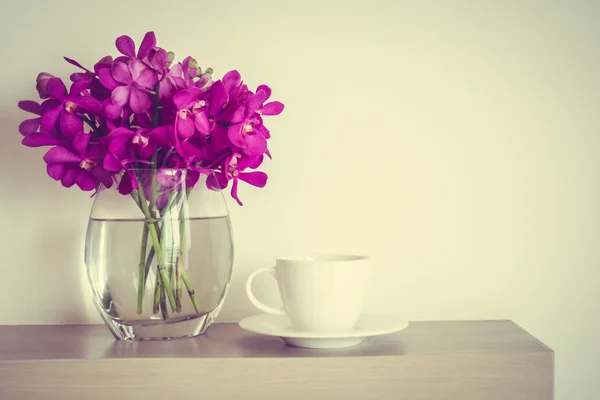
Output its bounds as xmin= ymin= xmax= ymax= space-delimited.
xmin=242 ymin=132 xmax=268 ymax=156
xmin=173 ymin=88 xmax=202 ymax=110
xmin=193 ymin=112 xmax=210 ymax=135
xmin=22 ymin=132 xmax=61 ymax=147
xmin=76 ymin=170 xmax=97 ymax=191
xmin=72 ymin=134 xmax=91 ymax=157
xmin=47 ymin=163 xmax=65 ymax=180
xmin=208 ymin=81 xmax=227 ymax=117
xmin=230 ymin=178 xmax=243 ymax=206
xmin=137 ymin=32 xmax=156 ymax=59
xmin=238 ymin=171 xmax=268 ymax=188
xmin=230 ymin=106 xmax=246 ymax=124
xmin=247 ymin=91 xmax=267 ymax=115
xmin=98 ymin=66 xmax=120 ymax=90
xmin=18 ymin=118 xmax=40 ymax=136
xmin=117 ymin=173 xmax=134 ymax=194
xmin=206 ymin=172 xmax=227 ymax=190
xmin=44 ymin=146 xmax=81 ymax=164
xmin=112 ymin=61 xmax=133 ymax=84
xmin=18 ymin=100 xmax=42 ymax=115
xmin=104 ymin=153 xmax=123 ymax=171
xmin=60 ymin=112 xmax=83 ymax=136
xmin=149 ymin=125 xmax=172 ymax=147
xmin=260 ymin=101 xmax=285 ymax=116
xmin=107 ymin=127 xmax=134 ymax=139
xmin=116 ymin=35 xmax=136 ymax=58
xmin=256 ymin=85 xmax=272 ymax=100
xmin=46 ymin=78 xmax=67 ymax=100
xmin=257 ymin=124 xmax=271 ymax=139
xmin=93 ymin=166 xmax=113 ymax=188
xmin=71 ymin=96 xmax=102 ymax=115
xmin=103 ymin=100 xmax=122 ymax=119
xmin=69 ymin=79 xmax=90 ymax=95
xmin=176 ymin=116 xmax=195 ymax=139
xmin=227 ymin=123 xmax=246 ymax=148
xmin=64 ymin=57 xmax=90 ymax=72
xmin=223 ymin=70 xmax=242 ymax=93
xmin=248 ymin=155 xmax=264 ymax=169
xmin=40 ymin=105 xmax=62 ymax=132
xmin=151 ymin=49 xmax=169 ymax=71
xmin=108 ymin=137 xmax=130 ymax=154
xmin=130 ymin=60 xmax=157 ymax=87
xmin=61 ymin=167 xmax=79 ymax=187
xmin=129 ymin=87 xmax=152 ymax=114
xmin=111 ymin=85 xmax=131 ymax=107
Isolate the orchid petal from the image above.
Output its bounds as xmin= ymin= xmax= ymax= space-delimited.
xmin=111 ymin=61 xmax=132 ymax=84
xmin=230 ymin=178 xmax=242 ymax=206
xmin=223 ymin=70 xmax=241 ymax=93
xmin=18 ymin=118 xmax=40 ymax=136
xmin=117 ymin=172 xmax=134 ymax=194
xmin=116 ymin=35 xmax=136 ymax=58
xmin=129 ymin=87 xmax=152 ymax=114
xmin=61 ymin=167 xmax=79 ymax=187
xmin=64 ymin=57 xmax=91 ymax=72
xmin=93 ymin=166 xmax=113 ymax=188
xmin=47 ymin=163 xmax=65 ymax=180
xmin=148 ymin=125 xmax=172 ymax=147
xmin=60 ymin=112 xmax=83 ymax=136
xmin=173 ymin=88 xmax=202 ymax=110
xmin=256 ymin=84 xmax=272 ymax=100
xmin=111 ymin=85 xmax=131 ymax=107
xmin=193 ymin=111 xmax=210 ymax=135
xmin=71 ymin=96 xmax=102 ymax=115
xmin=256 ymin=124 xmax=271 ymax=139
xmin=227 ymin=123 xmax=246 ymax=148
xmin=135 ymin=67 xmax=158 ymax=88
xmin=107 ymin=127 xmax=135 ymax=139
xmin=137 ymin=32 xmax=156 ymax=59
xmin=103 ymin=100 xmax=122 ymax=119
xmin=18 ymin=100 xmax=42 ymax=115
xmin=72 ymin=134 xmax=90 ymax=157
xmin=69 ymin=79 xmax=90 ymax=96
xmin=22 ymin=132 xmax=61 ymax=147
xmin=98 ymin=66 xmax=120 ymax=90
xmin=247 ymin=91 xmax=267 ymax=115
xmin=242 ymin=133 xmax=268 ymax=157
xmin=260 ymin=101 xmax=285 ymax=116
xmin=176 ymin=115 xmax=195 ymax=139
xmin=208 ymin=81 xmax=227 ymax=117
xmin=230 ymin=105 xmax=246 ymax=124
xmin=44 ymin=146 xmax=80 ymax=164
xmin=74 ymin=170 xmax=96 ymax=191
xmin=46 ymin=78 xmax=68 ymax=101
xmin=151 ymin=49 xmax=169 ymax=71
xmin=104 ymin=153 xmax=123 ymax=171
xmin=238 ymin=171 xmax=268 ymax=188
xmin=40 ymin=105 xmax=62 ymax=132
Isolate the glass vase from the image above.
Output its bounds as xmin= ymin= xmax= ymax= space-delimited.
xmin=85 ymin=168 xmax=234 ymax=340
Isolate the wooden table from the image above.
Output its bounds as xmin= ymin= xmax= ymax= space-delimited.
xmin=0 ymin=320 xmax=553 ymax=400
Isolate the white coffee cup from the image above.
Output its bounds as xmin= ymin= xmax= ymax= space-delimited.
xmin=246 ymin=254 xmax=371 ymax=332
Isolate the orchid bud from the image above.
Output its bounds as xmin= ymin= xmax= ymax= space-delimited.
xmin=196 ymin=73 xmax=213 ymax=91
xmin=36 ymin=72 xmax=55 ymax=99
xmin=167 ymin=51 xmax=175 ymax=66
xmin=188 ymin=58 xmax=199 ymax=70
xmin=205 ymin=67 xmax=213 ymax=75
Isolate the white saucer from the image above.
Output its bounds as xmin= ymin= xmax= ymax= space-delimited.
xmin=238 ymin=313 xmax=409 ymax=349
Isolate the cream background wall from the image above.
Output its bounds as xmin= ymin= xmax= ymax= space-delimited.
xmin=0 ymin=0 xmax=598 ymax=398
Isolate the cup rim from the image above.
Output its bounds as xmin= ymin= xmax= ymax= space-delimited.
xmin=276 ymin=253 xmax=368 ymax=263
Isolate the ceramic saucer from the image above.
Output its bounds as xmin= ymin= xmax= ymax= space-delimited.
xmin=238 ymin=313 xmax=409 ymax=349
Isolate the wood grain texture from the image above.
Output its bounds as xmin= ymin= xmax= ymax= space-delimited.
xmin=0 ymin=321 xmax=554 ymax=400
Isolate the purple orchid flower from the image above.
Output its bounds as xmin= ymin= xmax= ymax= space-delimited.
xmin=208 ymin=152 xmax=267 ymax=206
xmin=39 ymin=78 xmax=102 ymax=136
xmin=43 ymin=134 xmax=112 ymax=191
xmin=98 ymin=59 xmax=158 ymax=114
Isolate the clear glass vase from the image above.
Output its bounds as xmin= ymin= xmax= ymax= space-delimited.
xmin=85 ymin=168 xmax=234 ymax=340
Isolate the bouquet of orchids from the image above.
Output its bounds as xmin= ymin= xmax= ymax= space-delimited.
xmin=17 ymin=32 xmax=283 ymax=316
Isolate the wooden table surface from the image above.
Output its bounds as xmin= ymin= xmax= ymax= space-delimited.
xmin=0 ymin=320 xmax=554 ymax=400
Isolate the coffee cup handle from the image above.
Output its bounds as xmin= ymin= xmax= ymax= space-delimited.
xmin=246 ymin=267 xmax=286 ymax=315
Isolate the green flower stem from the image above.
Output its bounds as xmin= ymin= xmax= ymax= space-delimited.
xmin=153 ymin=274 xmax=161 ymax=314
xmin=177 ymin=188 xmax=201 ymax=314
xmin=136 ymin=223 xmax=150 ymax=314
xmin=137 ymin=185 xmax=177 ymax=312
xmin=180 ymin=262 xmax=201 ymax=314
